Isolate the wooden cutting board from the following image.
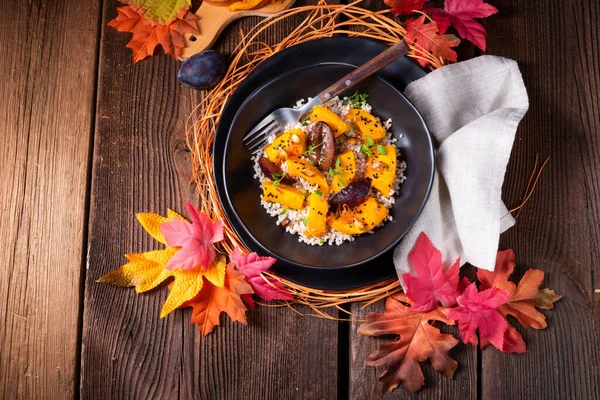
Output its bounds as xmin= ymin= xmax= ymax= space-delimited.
xmin=180 ymin=0 xmax=295 ymax=60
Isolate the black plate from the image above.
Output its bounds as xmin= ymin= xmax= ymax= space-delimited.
xmin=214 ymin=37 xmax=433 ymax=289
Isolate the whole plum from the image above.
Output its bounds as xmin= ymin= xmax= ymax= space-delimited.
xmin=178 ymin=50 xmax=226 ymax=90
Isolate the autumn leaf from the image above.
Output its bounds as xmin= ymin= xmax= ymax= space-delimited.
xmin=126 ymin=0 xmax=192 ymax=24
xmin=230 ymin=247 xmax=293 ymax=307
xmin=160 ymin=203 xmax=224 ymax=271
xmin=136 ymin=209 xmax=184 ymax=245
xmin=447 ymin=283 xmax=509 ymax=350
xmin=384 ymin=0 xmax=427 ymax=16
xmin=358 ymin=294 xmax=459 ymax=393
xmin=477 ymin=250 xmax=561 ymax=330
xmin=98 ymin=207 xmax=226 ymax=319
xmin=108 ymin=6 xmax=145 ymax=32
xmin=424 ymin=0 xmax=498 ymax=51
xmin=404 ymin=16 xmax=460 ymax=67
xmin=180 ymin=263 xmax=254 ymax=336
xmin=403 ymin=232 xmax=460 ymax=311
xmin=108 ymin=5 xmax=198 ymax=63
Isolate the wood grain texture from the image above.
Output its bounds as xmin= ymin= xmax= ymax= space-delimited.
xmin=483 ymin=0 xmax=600 ymax=398
xmin=81 ymin=0 xmax=338 ymax=399
xmin=0 ymin=0 xmax=100 ymax=398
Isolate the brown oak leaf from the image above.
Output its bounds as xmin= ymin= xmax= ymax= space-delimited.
xmin=358 ymin=293 xmax=458 ymax=393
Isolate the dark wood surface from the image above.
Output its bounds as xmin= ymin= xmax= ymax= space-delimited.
xmin=1 ymin=0 xmax=599 ymax=398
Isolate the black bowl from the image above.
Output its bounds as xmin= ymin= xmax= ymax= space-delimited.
xmin=214 ymin=37 xmax=434 ymax=289
xmin=222 ymin=67 xmax=434 ymax=266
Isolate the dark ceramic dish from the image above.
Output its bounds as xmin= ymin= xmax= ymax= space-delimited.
xmin=213 ymin=38 xmax=434 ymax=289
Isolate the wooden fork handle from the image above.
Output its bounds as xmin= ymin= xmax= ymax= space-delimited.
xmin=316 ymin=40 xmax=410 ymax=103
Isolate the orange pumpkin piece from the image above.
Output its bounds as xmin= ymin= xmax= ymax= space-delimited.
xmin=364 ymin=145 xmax=397 ymax=196
xmin=346 ymin=108 xmax=386 ymax=142
xmin=309 ymin=105 xmax=350 ymax=137
xmin=285 ymin=157 xmax=329 ymax=196
xmin=331 ymin=150 xmax=356 ymax=192
xmin=304 ymin=193 xmax=328 ymax=237
xmin=264 ymin=128 xmax=307 ymax=166
xmin=262 ymin=181 xmax=306 ymax=210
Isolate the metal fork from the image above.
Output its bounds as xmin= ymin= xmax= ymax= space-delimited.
xmin=243 ymin=40 xmax=410 ymax=152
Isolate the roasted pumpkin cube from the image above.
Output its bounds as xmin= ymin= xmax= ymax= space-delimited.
xmin=285 ymin=157 xmax=329 ymax=196
xmin=264 ymin=128 xmax=307 ymax=165
xmin=329 ymin=198 xmax=389 ymax=234
xmin=364 ymin=145 xmax=397 ymax=196
xmin=309 ymin=105 xmax=350 ymax=137
xmin=304 ymin=193 xmax=328 ymax=237
xmin=355 ymin=198 xmax=389 ymax=230
xmin=327 ymin=214 xmax=366 ymax=235
xmin=262 ymin=181 xmax=306 ymax=210
xmin=346 ymin=108 xmax=386 ymax=142
xmin=330 ymin=150 xmax=356 ymax=192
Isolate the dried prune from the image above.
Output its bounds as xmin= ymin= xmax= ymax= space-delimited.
xmin=329 ymin=178 xmax=371 ymax=211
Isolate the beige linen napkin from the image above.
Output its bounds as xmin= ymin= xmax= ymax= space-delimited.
xmin=394 ymin=56 xmax=529 ymax=286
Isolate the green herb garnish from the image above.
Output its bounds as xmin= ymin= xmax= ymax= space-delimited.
xmin=348 ymin=92 xmax=369 ymax=108
xmin=335 ymin=156 xmax=341 ymax=168
xmin=271 ymin=172 xmax=287 ymax=186
xmin=314 ymin=189 xmax=323 ymax=196
xmin=302 ymin=217 xmax=309 ymax=226
xmin=279 ymin=207 xmax=289 ymax=215
xmin=360 ymin=144 xmax=373 ymax=158
xmin=328 ymin=167 xmax=342 ymax=177
xmin=337 ymin=176 xmax=347 ymax=188
xmin=365 ymin=136 xmax=375 ymax=147
xmin=376 ymin=144 xmax=387 ymax=155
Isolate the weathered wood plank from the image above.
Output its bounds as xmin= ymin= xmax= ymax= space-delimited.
xmin=0 ymin=0 xmax=100 ymax=398
xmin=482 ymin=0 xmax=600 ymax=398
xmin=81 ymin=1 xmax=339 ymax=399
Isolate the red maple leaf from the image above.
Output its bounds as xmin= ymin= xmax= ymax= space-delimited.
xmin=230 ymin=247 xmax=293 ymax=307
xmin=404 ymin=16 xmax=460 ymax=67
xmin=384 ymin=0 xmax=427 ymax=16
xmin=358 ymin=294 xmax=458 ymax=393
xmin=160 ymin=203 xmax=224 ymax=271
xmin=425 ymin=0 xmax=498 ymax=51
xmin=402 ymin=232 xmax=460 ymax=312
xmin=447 ymin=283 xmax=509 ymax=350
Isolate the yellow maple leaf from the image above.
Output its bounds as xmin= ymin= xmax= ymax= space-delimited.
xmin=136 ymin=209 xmax=184 ymax=245
xmin=98 ymin=208 xmax=227 ymax=319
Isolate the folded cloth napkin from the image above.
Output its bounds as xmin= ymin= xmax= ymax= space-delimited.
xmin=394 ymin=55 xmax=529 ymax=287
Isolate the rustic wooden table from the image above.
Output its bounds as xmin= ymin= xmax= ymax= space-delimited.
xmin=2 ymin=0 xmax=599 ymax=398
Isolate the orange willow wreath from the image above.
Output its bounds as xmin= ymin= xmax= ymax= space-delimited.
xmin=185 ymin=1 xmax=544 ymax=319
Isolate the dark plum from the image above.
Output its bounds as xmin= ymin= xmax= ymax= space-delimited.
xmin=178 ymin=50 xmax=226 ymax=90
xmin=329 ymin=178 xmax=371 ymax=211
xmin=307 ymin=122 xmax=335 ymax=170
xmin=258 ymin=157 xmax=295 ymax=183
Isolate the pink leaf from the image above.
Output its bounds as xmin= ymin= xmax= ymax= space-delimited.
xmin=425 ymin=0 xmax=498 ymax=50
xmin=231 ymin=247 xmax=293 ymax=306
xmin=447 ymin=283 xmax=509 ymax=350
xmin=402 ymin=233 xmax=460 ymax=312
xmin=160 ymin=203 xmax=224 ymax=271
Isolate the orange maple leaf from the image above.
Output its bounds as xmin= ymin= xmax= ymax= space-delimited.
xmin=179 ymin=263 xmax=254 ymax=337
xmin=108 ymin=5 xmax=198 ymax=63
xmin=404 ymin=15 xmax=460 ymax=67
xmin=358 ymin=293 xmax=459 ymax=393
xmin=478 ymin=250 xmax=561 ymax=330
